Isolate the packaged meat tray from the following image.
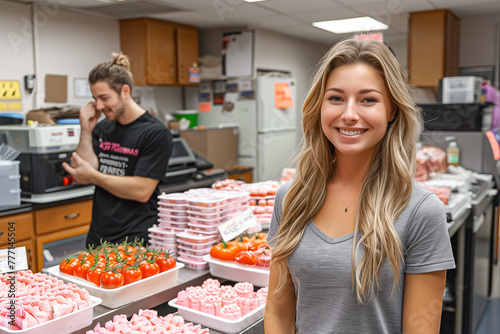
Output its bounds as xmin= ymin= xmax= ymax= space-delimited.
xmin=168 ymin=298 xmax=265 ymax=334
xmin=46 ymin=263 xmax=184 ymax=308
xmin=158 ymin=192 xmax=189 ymax=204
xmin=203 ymin=255 xmax=270 ymax=287
xmin=0 ymin=296 xmax=101 ymax=334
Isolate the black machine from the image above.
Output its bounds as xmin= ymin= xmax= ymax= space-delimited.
xmin=0 ymin=124 xmax=94 ymax=203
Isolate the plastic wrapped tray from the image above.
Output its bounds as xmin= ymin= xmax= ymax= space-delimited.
xmin=0 ymin=296 xmax=101 ymax=334
xmin=203 ymin=255 xmax=269 ymax=287
xmin=168 ymin=298 xmax=265 ymax=334
xmin=46 ymin=263 xmax=184 ymax=308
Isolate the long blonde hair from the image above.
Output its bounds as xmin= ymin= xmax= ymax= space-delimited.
xmin=271 ymin=39 xmax=421 ymax=303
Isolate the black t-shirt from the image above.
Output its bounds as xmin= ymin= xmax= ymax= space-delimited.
xmin=86 ymin=112 xmax=172 ymax=247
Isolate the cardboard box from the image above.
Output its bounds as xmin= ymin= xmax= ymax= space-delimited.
xmin=179 ymin=127 xmax=238 ymax=170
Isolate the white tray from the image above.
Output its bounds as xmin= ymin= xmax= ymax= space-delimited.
xmin=0 ymin=296 xmax=101 ymax=334
xmin=168 ymin=298 xmax=265 ymax=334
xmin=46 ymin=263 xmax=184 ymax=308
xmin=203 ymin=255 xmax=269 ymax=287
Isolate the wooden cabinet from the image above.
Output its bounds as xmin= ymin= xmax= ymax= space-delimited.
xmin=0 ymin=212 xmax=35 ymax=272
xmin=120 ymin=18 xmax=199 ymax=86
xmin=408 ymin=9 xmax=459 ymax=87
xmin=177 ymin=28 xmax=199 ymax=85
xmin=35 ymin=225 xmax=89 ymax=272
xmin=35 ymin=200 xmax=92 ymax=235
xmin=0 ymin=199 xmax=92 ymax=273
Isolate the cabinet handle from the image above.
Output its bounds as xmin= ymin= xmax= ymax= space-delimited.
xmin=64 ymin=213 xmax=80 ymax=219
xmin=0 ymin=231 xmax=3 ymax=237
xmin=181 ymin=64 xmax=184 ymax=79
xmin=171 ymin=65 xmax=174 ymax=79
xmin=27 ymin=249 xmax=32 ymax=269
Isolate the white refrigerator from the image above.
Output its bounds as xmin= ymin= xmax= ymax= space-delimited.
xmin=198 ymin=76 xmax=298 ymax=182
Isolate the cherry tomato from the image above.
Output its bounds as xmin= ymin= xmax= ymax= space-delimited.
xmin=122 ymin=267 xmax=143 ymax=285
xmin=139 ymin=261 xmax=160 ymax=278
xmin=156 ymin=256 xmax=176 ymax=272
xmin=100 ymin=270 xmax=124 ymax=289
xmin=87 ymin=267 xmax=104 ymax=287
xmin=59 ymin=258 xmax=78 ymax=275
xmin=234 ymin=250 xmax=258 ymax=265
xmin=73 ymin=262 xmax=91 ymax=279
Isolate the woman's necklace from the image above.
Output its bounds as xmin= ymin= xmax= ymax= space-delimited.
xmin=335 ymin=182 xmax=358 ymax=213
xmin=337 ymin=193 xmax=356 ymax=213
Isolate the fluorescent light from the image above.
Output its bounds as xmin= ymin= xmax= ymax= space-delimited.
xmin=313 ymin=16 xmax=388 ymax=34
xmin=243 ymin=0 xmax=270 ymax=2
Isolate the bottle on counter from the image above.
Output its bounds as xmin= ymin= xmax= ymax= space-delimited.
xmin=447 ymin=141 xmax=460 ymax=167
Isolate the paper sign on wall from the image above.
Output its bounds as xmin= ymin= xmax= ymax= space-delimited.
xmin=274 ymin=82 xmax=294 ymax=109
xmin=218 ymin=209 xmax=260 ymax=242
xmin=199 ymin=102 xmax=211 ymax=113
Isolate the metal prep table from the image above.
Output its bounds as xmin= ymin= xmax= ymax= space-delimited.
xmin=51 ymin=267 xmax=265 ymax=334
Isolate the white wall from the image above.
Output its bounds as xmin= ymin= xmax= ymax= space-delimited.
xmin=253 ymin=28 xmax=329 ymax=110
xmin=197 ymin=27 xmax=329 ymax=137
xmin=0 ymin=1 xmax=35 ymax=114
xmin=459 ymin=14 xmax=500 ymax=87
xmin=34 ymin=5 xmax=120 ymax=108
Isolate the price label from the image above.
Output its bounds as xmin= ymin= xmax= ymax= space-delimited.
xmin=218 ymin=209 xmax=261 ymax=242
xmin=0 ymin=247 xmax=28 ymax=274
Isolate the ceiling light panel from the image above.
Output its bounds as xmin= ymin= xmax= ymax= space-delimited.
xmin=313 ymin=16 xmax=389 ymax=34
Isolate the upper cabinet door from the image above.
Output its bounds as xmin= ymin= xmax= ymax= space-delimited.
xmin=146 ymin=21 xmax=176 ymax=85
xmin=177 ymin=28 xmax=199 ymax=86
xmin=120 ymin=18 xmax=199 ymax=86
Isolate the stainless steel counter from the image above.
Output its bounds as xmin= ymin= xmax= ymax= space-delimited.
xmin=70 ymin=267 xmax=264 ymax=334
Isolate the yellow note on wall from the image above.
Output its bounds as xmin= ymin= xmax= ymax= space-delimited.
xmin=0 ymin=81 xmax=21 ymax=100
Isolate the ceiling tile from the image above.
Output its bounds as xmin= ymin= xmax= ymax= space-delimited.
xmin=235 ymin=15 xmax=303 ymax=29
xmin=152 ymin=0 xmax=215 ymax=11
xmin=430 ymin=0 xmax=500 ymax=17
xmin=287 ymin=7 xmax=360 ymax=22
xmin=197 ymin=2 xmax=276 ymax=22
xmin=83 ymin=1 xmax=178 ymax=18
xmin=149 ymin=11 xmax=234 ymax=28
xmin=344 ymin=0 xmax=435 ymax=21
xmin=258 ymin=0 xmax=344 ymax=14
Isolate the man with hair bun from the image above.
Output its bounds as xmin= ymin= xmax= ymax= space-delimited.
xmin=63 ymin=52 xmax=172 ymax=247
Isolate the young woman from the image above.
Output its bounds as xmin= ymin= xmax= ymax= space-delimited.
xmin=265 ymin=39 xmax=455 ymax=333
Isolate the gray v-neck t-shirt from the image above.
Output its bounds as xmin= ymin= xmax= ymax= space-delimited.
xmin=268 ymin=181 xmax=455 ymax=333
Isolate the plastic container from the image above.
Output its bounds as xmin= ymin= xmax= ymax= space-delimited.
xmin=148 ymin=226 xmax=180 ymax=238
xmin=158 ymin=207 xmax=188 ymax=216
xmin=57 ymin=118 xmax=80 ymax=125
xmin=157 ymin=224 xmax=186 ymax=233
xmin=0 ymin=161 xmax=21 ymax=207
xmin=168 ymin=298 xmax=265 ymax=334
xmin=0 ymin=112 xmax=23 ymax=125
xmin=46 ymin=263 xmax=184 ymax=308
xmin=158 ymin=214 xmax=189 ymax=223
xmin=158 ymin=201 xmax=188 ymax=210
xmin=177 ymin=231 xmax=220 ymax=244
xmin=178 ymin=250 xmax=205 ymax=262
xmin=187 ymin=215 xmax=227 ymax=226
xmin=177 ymin=244 xmax=213 ymax=255
xmin=148 ymin=233 xmax=177 ymax=243
xmin=203 ymin=255 xmax=269 ymax=287
xmin=0 ymin=296 xmax=101 ymax=334
xmin=187 ymin=195 xmax=226 ymax=207
xmin=188 ymin=222 xmax=220 ymax=234
xmin=177 ymin=239 xmax=219 ymax=250
xmin=158 ymin=192 xmax=188 ymax=204
xmin=177 ymin=256 xmax=209 ymax=270
xmin=158 ymin=222 xmax=188 ymax=230
xmin=173 ymin=110 xmax=198 ymax=129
